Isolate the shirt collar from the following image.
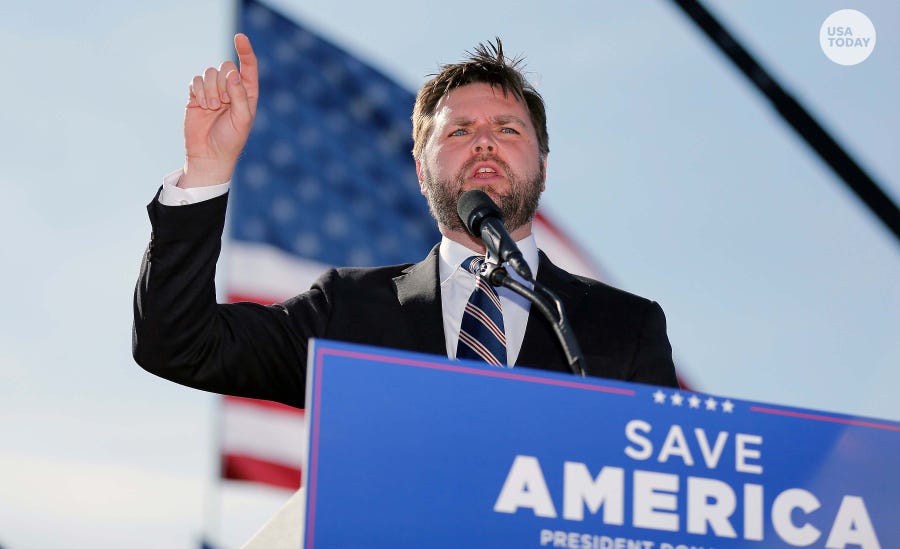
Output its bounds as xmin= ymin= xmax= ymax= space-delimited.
xmin=438 ymin=233 xmax=539 ymax=284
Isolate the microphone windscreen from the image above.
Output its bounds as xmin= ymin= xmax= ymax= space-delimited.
xmin=457 ymin=190 xmax=502 ymax=235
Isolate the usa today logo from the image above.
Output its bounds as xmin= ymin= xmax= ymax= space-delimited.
xmin=820 ymin=9 xmax=876 ymax=65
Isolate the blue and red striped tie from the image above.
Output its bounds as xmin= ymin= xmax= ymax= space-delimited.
xmin=456 ymin=256 xmax=508 ymax=366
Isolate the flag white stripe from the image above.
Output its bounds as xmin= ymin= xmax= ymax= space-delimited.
xmin=222 ymin=399 xmax=307 ymax=467
xmin=228 ymin=241 xmax=330 ymax=301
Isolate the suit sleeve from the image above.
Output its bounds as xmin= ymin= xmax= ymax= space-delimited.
xmin=627 ymin=300 xmax=679 ymax=388
xmin=132 ymin=190 xmax=327 ymax=408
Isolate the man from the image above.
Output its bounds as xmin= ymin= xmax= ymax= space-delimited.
xmin=133 ymin=34 xmax=678 ymax=409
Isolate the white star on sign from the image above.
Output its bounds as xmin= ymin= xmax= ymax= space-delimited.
xmin=722 ymin=400 xmax=735 ymax=413
xmin=670 ymin=393 xmax=684 ymax=406
xmin=689 ymin=395 xmax=701 ymax=409
xmin=653 ymin=390 xmax=667 ymax=404
xmin=705 ymin=397 xmax=718 ymax=411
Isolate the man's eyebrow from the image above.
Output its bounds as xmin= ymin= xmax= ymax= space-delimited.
xmin=492 ymin=114 xmax=527 ymax=126
xmin=447 ymin=115 xmax=528 ymax=126
xmin=448 ymin=117 xmax=475 ymax=127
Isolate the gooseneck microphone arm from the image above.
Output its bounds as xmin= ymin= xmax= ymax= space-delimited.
xmin=457 ymin=190 xmax=586 ymax=377
xmin=481 ymin=262 xmax=586 ymax=377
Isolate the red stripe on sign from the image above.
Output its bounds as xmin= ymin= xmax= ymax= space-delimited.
xmin=223 ymin=395 xmax=304 ymax=414
xmin=222 ymin=453 xmax=302 ymax=490
xmin=750 ymin=406 xmax=900 ymax=431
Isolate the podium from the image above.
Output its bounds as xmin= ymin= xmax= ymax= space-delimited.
xmin=246 ymin=339 xmax=898 ymax=548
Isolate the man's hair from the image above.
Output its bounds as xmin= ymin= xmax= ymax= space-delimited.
xmin=411 ymin=38 xmax=549 ymax=161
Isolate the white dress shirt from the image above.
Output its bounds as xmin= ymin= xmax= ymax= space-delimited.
xmin=159 ymin=170 xmax=537 ymax=366
xmin=437 ymin=237 xmax=536 ymax=366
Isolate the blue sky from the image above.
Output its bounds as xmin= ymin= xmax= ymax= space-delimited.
xmin=0 ymin=1 xmax=896 ymax=547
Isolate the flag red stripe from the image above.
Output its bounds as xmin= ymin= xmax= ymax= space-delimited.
xmin=534 ymin=211 xmax=609 ymax=280
xmin=535 ymin=211 xmax=592 ymax=260
xmin=226 ymin=292 xmax=282 ymax=305
xmin=534 ymin=211 xmax=565 ymax=240
xmin=222 ymin=453 xmax=302 ymax=490
xmin=223 ymin=395 xmax=304 ymax=414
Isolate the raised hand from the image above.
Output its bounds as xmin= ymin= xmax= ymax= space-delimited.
xmin=180 ymin=33 xmax=259 ymax=188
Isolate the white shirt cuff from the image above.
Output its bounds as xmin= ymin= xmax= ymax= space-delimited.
xmin=158 ymin=169 xmax=230 ymax=206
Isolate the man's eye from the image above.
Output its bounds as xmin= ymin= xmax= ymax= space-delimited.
xmin=449 ymin=129 xmax=467 ymax=137
xmin=500 ymin=127 xmax=519 ymax=134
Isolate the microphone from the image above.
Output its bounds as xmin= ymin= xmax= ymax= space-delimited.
xmin=457 ymin=190 xmax=533 ymax=281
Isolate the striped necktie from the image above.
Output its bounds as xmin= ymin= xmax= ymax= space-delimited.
xmin=456 ymin=256 xmax=508 ymax=366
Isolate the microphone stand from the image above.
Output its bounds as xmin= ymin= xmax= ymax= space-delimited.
xmin=481 ymin=262 xmax=586 ymax=377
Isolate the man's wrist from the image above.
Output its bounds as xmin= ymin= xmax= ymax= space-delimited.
xmin=159 ymin=169 xmax=230 ymax=206
xmin=179 ymin=158 xmax=235 ymax=189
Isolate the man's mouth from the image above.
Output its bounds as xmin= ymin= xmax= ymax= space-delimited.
xmin=470 ymin=162 xmax=503 ymax=180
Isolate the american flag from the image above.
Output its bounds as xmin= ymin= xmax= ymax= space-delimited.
xmin=222 ymin=0 xmax=613 ymax=491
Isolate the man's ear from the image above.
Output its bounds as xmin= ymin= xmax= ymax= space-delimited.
xmin=415 ymin=159 xmax=426 ymax=196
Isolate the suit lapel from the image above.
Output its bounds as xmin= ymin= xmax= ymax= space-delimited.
xmin=391 ymin=245 xmax=447 ymax=356
xmin=390 ymin=247 xmax=586 ymax=368
xmin=516 ymin=251 xmax=586 ymax=373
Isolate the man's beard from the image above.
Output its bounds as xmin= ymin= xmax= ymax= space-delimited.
xmin=421 ymin=155 xmax=544 ymax=235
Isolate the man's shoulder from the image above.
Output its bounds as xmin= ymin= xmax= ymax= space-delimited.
xmin=574 ymin=272 xmax=655 ymax=306
xmin=323 ymin=245 xmax=439 ymax=286
xmin=329 ymin=262 xmax=418 ymax=282
xmin=305 ymin=257 xmax=435 ymax=311
xmin=539 ymin=252 xmax=656 ymax=308
xmin=314 ymin=253 xmax=433 ymax=291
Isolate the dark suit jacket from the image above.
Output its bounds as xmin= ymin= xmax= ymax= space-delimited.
xmin=133 ymin=191 xmax=678 ymax=408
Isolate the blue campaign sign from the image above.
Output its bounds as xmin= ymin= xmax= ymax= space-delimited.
xmin=302 ymin=339 xmax=898 ymax=549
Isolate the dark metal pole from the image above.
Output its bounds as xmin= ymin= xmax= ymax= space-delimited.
xmin=671 ymin=0 xmax=900 ymax=243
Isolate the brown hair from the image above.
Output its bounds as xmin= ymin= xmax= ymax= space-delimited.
xmin=411 ymin=38 xmax=549 ymax=161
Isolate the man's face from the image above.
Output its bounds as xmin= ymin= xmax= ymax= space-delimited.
xmin=416 ymin=82 xmax=547 ymax=236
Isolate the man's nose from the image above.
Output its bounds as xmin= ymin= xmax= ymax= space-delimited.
xmin=471 ymin=127 xmax=496 ymax=154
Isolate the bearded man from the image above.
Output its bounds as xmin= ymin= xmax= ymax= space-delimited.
xmin=133 ymin=35 xmax=678 ymax=408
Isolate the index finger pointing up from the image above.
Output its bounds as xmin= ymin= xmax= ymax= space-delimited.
xmin=234 ymin=33 xmax=259 ymax=111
